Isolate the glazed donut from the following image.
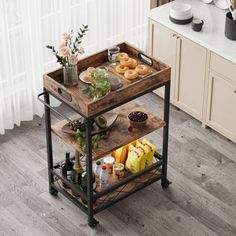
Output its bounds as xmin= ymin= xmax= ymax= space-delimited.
xmin=129 ymin=59 xmax=138 ymax=69
xmin=124 ymin=70 xmax=138 ymax=80
xmin=117 ymin=52 xmax=129 ymax=61
xmin=115 ymin=65 xmax=129 ymax=74
xmin=120 ymin=57 xmax=133 ymax=67
xmin=135 ymin=64 xmax=149 ymax=75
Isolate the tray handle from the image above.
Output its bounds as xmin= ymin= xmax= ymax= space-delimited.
xmin=138 ymin=52 xmax=153 ymax=66
xmin=57 ymin=87 xmax=72 ymax=102
xmin=37 ymin=92 xmax=73 ymax=123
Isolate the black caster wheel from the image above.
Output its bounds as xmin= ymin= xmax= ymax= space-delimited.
xmin=161 ymin=179 xmax=172 ymax=189
xmin=88 ymin=218 xmax=99 ymax=228
xmin=49 ymin=187 xmax=58 ymax=196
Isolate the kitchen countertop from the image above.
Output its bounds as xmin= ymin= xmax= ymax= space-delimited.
xmin=149 ymin=0 xmax=236 ymax=64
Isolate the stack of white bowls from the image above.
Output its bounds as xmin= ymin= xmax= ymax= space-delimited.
xmin=169 ymin=3 xmax=193 ymax=22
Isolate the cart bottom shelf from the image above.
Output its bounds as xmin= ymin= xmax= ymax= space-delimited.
xmin=52 ymin=168 xmax=162 ymax=214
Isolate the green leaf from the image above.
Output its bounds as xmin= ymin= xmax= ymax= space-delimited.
xmin=93 ymin=142 xmax=98 ymax=149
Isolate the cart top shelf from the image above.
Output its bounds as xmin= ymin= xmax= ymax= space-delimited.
xmin=51 ymin=102 xmax=165 ymax=161
xmin=44 ymin=42 xmax=171 ymax=118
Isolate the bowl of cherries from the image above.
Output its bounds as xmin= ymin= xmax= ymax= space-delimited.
xmin=128 ymin=111 xmax=148 ymax=128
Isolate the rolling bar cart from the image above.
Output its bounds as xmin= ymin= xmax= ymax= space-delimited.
xmin=38 ymin=42 xmax=171 ymax=227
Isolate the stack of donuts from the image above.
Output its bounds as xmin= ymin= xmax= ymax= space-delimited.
xmin=115 ymin=52 xmax=149 ymax=80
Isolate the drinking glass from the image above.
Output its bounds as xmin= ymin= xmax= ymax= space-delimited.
xmin=108 ymin=46 xmax=120 ymax=66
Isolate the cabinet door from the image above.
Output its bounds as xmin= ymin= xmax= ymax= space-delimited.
xmin=148 ymin=20 xmax=176 ymax=102
xmin=175 ymin=36 xmax=207 ymax=121
xmin=206 ymin=73 xmax=236 ymax=141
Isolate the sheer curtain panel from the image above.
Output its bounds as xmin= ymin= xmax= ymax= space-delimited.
xmin=0 ymin=0 xmax=150 ymax=135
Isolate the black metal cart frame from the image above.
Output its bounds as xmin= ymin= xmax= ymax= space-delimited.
xmin=40 ymin=79 xmax=171 ymax=227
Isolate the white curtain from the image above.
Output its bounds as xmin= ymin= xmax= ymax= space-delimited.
xmin=0 ymin=0 xmax=150 ymax=135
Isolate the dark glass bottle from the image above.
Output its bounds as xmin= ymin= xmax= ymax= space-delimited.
xmin=62 ymin=152 xmax=74 ymax=187
xmin=73 ymin=151 xmax=84 ymax=185
xmin=80 ymin=171 xmax=96 ymax=192
xmin=80 ymin=171 xmax=96 ymax=204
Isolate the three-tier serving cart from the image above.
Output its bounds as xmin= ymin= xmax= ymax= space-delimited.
xmin=38 ymin=42 xmax=171 ymax=227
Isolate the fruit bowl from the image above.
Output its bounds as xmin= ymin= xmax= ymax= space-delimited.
xmin=128 ymin=111 xmax=148 ymax=128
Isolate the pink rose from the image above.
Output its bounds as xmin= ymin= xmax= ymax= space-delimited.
xmin=58 ymin=41 xmax=66 ymax=49
xmin=68 ymin=54 xmax=78 ymax=65
xmin=58 ymin=46 xmax=70 ymax=57
xmin=77 ymin=46 xmax=85 ymax=54
xmin=62 ymin=33 xmax=71 ymax=41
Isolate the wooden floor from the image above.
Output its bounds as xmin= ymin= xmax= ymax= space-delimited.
xmin=1 ymin=93 xmax=236 ymax=236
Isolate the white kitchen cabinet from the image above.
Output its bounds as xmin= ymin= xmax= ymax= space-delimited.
xmin=148 ymin=21 xmax=207 ymax=121
xmin=148 ymin=20 xmax=176 ymax=102
xmin=206 ymin=73 xmax=236 ymax=141
xmin=175 ymin=36 xmax=207 ymax=121
xmin=148 ymin=0 xmax=236 ymax=143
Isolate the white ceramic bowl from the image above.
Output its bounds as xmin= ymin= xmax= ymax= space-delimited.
xmin=213 ymin=0 xmax=228 ymax=10
xmin=170 ymin=3 xmax=192 ymax=17
xmin=170 ymin=12 xmax=193 ymax=20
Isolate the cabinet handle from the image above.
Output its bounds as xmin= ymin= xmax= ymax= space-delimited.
xmin=234 ymin=90 xmax=236 ymax=93
xmin=176 ymin=36 xmax=181 ymax=39
xmin=172 ymin=33 xmax=177 ymax=37
xmin=150 ymin=23 xmax=154 ymax=57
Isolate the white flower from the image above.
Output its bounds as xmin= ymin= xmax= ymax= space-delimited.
xmin=77 ymin=46 xmax=85 ymax=54
xmin=68 ymin=54 xmax=78 ymax=65
xmin=62 ymin=33 xmax=71 ymax=41
xmin=58 ymin=46 xmax=70 ymax=57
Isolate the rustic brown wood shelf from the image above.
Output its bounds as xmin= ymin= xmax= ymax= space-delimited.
xmin=51 ymin=102 xmax=165 ymax=161
xmin=39 ymin=42 xmax=171 ymax=227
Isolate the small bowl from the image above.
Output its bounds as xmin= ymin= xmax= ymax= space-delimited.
xmin=192 ymin=18 xmax=204 ymax=32
xmin=128 ymin=111 xmax=148 ymax=128
xmin=96 ymin=66 xmax=108 ymax=75
xmin=108 ymin=77 xmax=122 ymax=91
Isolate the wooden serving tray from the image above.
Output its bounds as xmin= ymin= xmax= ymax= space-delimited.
xmin=44 ymin=42 xmax=171 ymax=117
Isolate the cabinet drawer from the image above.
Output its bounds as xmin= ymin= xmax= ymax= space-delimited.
xmin=210 ymin=52 xmax=236 ymax=82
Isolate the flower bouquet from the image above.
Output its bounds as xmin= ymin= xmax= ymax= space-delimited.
xmin=46 ymin=25 xmax=88 ymax=86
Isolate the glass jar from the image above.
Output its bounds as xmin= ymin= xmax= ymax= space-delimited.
xmin=63 ymin=65 xmax=78 ymax=86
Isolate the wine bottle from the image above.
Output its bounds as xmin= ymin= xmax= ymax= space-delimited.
xmin=73 ymin=151 xmax=84 ymax=184
xmin=81 ymin=171 xmax=96 ymax=192
xmin=80 ymin=171 xmax=97 ymax=204
xmin=62 ymin=152 xmax=74 ymax=188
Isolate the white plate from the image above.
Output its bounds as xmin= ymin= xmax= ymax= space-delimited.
xmin=79 ymin=71 xmax=92 ymax=84
xmin=213 ymin=0 xmax=228 ymax=9
xmin=201 ymin=0 xmax=213 ymax=3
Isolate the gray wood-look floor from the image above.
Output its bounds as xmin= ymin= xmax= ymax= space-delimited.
xmin=1 ymin=93 xmax=236 ymax=236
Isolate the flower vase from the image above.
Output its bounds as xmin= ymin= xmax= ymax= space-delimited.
xmin=63 ymin=65 xmax=78 ymax=86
